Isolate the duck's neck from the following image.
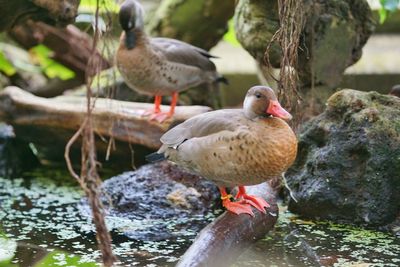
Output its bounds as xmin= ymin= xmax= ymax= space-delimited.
xmin=123 ymin=29 xmax=147 ymax=50
xmin=243 ymin=97 xmax=261 ymax=120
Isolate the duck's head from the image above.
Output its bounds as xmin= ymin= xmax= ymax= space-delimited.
xmin=243 ymin=86 xmax=292 ymax=121
xmin=119 ymin=0 xmax=144 ymax=49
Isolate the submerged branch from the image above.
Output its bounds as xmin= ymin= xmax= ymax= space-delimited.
xmin=177 ymin=183 xmax=279 ymax=267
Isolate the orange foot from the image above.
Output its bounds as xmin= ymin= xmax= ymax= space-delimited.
xmin=149 ymin=111 xmax=172 ymax=123
xmin=219 ymin=187 xmax=254 ymax=216
xmin=236 ymin=186 xmax=270 ymax=214
xmin=222 ymin=197 xmax=254 ymax=216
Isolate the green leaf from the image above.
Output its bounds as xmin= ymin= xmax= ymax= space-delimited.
xmin=379 ymin=8 xmax=388 ymax=24
xmin=379 ymin=0 xmax=400 ymax=24
xmin=223 ymin=19 xmax=241 ymax=47
xmin=34 ymin=251 xmax=98 ymax=267
xmin=0 ymin=51 xmax=16 ymax=76
xmin=79 ymin=0 xmax=120 ymax=13
xmin=30 ymin=45 xmax=75 ymax=80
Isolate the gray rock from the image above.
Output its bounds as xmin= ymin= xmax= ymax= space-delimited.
xmin=286 ymin=89 xmax=400 ymax=226
xmin=80 ymin=162 xmax=220 ymax=241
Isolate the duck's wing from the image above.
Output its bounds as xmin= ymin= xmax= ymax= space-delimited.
xmin=159 ymin=109 xmax=243 ymax=150
xmin=151 ymin=37 xmax=217 ymax=71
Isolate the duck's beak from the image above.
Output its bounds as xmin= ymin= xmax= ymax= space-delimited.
xmin=266 ymin=100 xmax=293 ymax=121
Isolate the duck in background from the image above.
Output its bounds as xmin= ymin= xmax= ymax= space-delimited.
xmin=116 ymin=0 xmax=227 ymax=122
xmin=147 ymin=86 xmax=298 ymax=215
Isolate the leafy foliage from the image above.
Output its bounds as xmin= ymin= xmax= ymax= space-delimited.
xmin=0 ymin=51 xmax=16 ymax=76
xmin=379 ymin=0 xmax=400 ymax=23
xmin=223 ymin=19 xmax=241 ymax=47
xmin=29 ymin=45 xmax=75 ymax=80
xmin=79 ymin=0 xmax=120 ymax=13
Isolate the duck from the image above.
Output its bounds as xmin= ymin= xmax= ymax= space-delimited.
xmin=147 ymin=86 xmax=298 ymax=215
xmin=116 ymin=0 xmax=227 ymax=122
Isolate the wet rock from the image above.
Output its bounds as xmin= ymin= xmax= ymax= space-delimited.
xmin=80 ymin=162 xmax=220 ymax=241
xmin=286 ymin=89 xmax=400 ymax=226
xmin=0 ymin=123 xmax=39 ymax=177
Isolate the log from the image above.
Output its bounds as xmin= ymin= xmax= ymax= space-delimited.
xmin=177 ymin=182 xmax=279 ymax=267
xmin=0 ymin=0 xmax=79 ymax=32
xmin=8 ymin=20 xmax=111 ymax=98
xmin=0 ymin=86 xmax=212 ymax=150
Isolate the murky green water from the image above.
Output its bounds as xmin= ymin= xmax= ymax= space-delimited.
xmin=1 ymin=167 xmax=399 ymax=267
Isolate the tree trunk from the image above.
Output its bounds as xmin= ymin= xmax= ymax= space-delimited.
xmin=147 ymin=0 xmax=236 ymax=50
xmin=234 ymin=0 xmax=375 ymax=88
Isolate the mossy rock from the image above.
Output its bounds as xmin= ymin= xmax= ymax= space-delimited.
xmin=234 ymin=0 xmax=375 ymax=88
xmin=286 ymin=89 xmax=400 ymax=226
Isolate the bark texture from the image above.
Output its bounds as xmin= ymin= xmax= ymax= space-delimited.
xmin=147 ymin=0 xmax=236 ymax=50
xmin=0 ymin=86 xmax=211 ymax=149
xmin=0 ymin=0 xmax=80 ymax=32
xmin=177 ymin=183 xmax=279 ymax=267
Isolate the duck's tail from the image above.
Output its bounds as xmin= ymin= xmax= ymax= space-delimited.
xmin=146 ymin=152 xmax=166 ymax=163
xmin=215 ymin=75 xmax=229 ymax=85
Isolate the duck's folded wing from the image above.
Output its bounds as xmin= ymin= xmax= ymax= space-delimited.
xmin=160 ymin=109 xmax=244 ymax=149
xmin=151 ymin=37 xmax=217 ymax=71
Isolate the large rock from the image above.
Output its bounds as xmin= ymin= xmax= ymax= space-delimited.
xmin=80 ymin=162 xmax=220 ymax=241
xmin=286 ymin=89 xmax=400 ymax=226
xmin=234 ymin=0 xmax=375 ymax=88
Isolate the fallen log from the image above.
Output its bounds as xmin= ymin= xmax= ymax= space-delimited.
xmin=0 ymin=86 xmax=211 ymax=150
xmin=177 ymin=182 xmax=279 ymax=267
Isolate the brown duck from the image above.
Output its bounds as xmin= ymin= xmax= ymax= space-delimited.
xmin=147 ymin=86 xmax=298 ymax=215
xmin=116 ymin=0 xmax=226 ymax=122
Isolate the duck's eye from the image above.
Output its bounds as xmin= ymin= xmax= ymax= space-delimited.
xmin=255 ymin=93 xmax=262 ymax=99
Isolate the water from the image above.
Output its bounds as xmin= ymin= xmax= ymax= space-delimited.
xmin=1 ymin=167 xmax=399 ymax=266
xmin=0 ymin=167 xmax=209 ymax=266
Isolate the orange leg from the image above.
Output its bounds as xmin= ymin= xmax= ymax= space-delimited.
xmin=219 ymin=187 xmax=254 ymax=216
xmin=235 ymin=185 xmax=270 ymax=214
xmin=154 ymin=95 xmax=162 ymax=113
xmin=168 ymin=91 xmax=179 ymax=116
xmin=149 ymin=92 xmax=178 ymax=123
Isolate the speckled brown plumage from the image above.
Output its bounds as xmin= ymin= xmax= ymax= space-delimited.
xmin=116 ymin=0 xmax=225 ymax=122
xmin=157 ymin=86 xmax=298 ymax=188
xmin=116 ymin=31 xmax=219 ymax=96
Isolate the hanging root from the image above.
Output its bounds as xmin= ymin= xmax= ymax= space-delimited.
xmin=264 ymin=0 xmax=306 ymax=130
xmin=282 ymin=173 xmax=298 ymax=203
xmin=64 ymin=0 xmax=116 ymax=266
